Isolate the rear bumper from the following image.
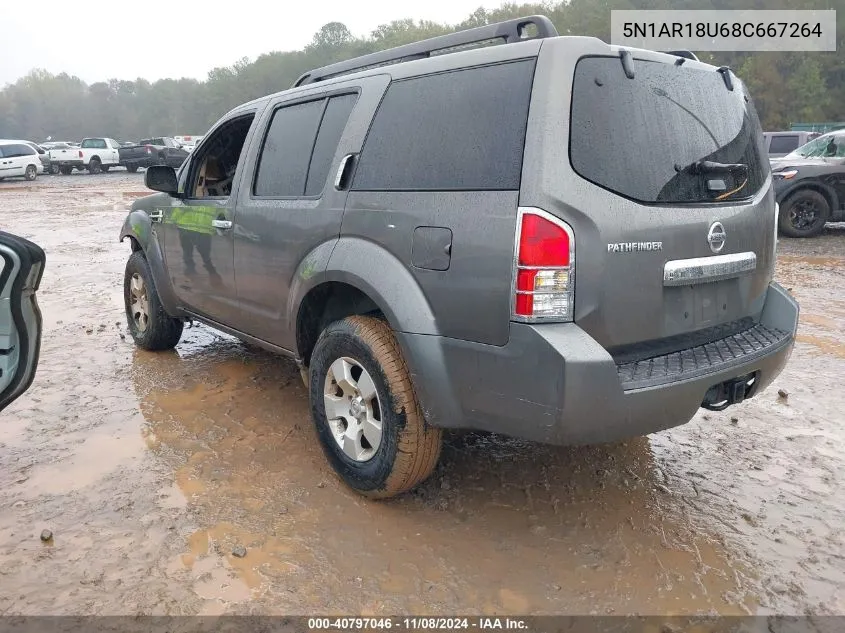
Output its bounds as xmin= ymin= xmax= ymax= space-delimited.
xmin=53 ymin=160 xmax=84 ymax=168
xmin=398 ymin=282 xmax=799 ymax=445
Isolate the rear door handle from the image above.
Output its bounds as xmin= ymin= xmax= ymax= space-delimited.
xmin=211 ymin=219 xmax=233 ymax=230
xmin=149 ymin=209 xmax=163 ymax=223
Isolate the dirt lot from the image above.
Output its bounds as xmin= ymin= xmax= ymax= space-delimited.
xmin=0 ymin=172 xmax=843 ymax=616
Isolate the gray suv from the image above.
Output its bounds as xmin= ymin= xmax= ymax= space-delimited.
xmin=120 ymin=16 xmax=799 ymax=498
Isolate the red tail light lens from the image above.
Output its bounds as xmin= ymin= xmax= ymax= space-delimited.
xmin=78 ymin=150 xmax=83 ymax=158
xmin=512 ymin=209 xmax=575 ymax=322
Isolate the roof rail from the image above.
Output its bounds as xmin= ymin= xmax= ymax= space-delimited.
xmin=666 ymin=50 xmax=699 ymax=61
xmin=293 ymin=15 xmax=558 ymax=87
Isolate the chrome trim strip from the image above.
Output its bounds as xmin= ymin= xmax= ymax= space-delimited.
xmin=663 ymin=252 xmax=757 ymax=287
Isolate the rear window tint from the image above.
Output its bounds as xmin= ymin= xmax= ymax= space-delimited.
xmin=81 ymin=138 xmax=107 ymax=149
xmin=570 ymin=56 xmax=767 ymax=204
xmin=0 ymin=144 xmax=35 ymax=157
xmin=254 ymin=100 xmax=324 ymax=197
xmin=769 ymin=135 xmax=799 ymax=154
xmin=352 ymin=60 xmax=535 ymax=191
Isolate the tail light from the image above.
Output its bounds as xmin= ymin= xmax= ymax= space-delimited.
xmin=145 ymin=145 xmax=153 ymax=154
xmin=78 ymin=150 xmax=83 ymax=158
xmin=512 ymin=208 xmax=575 ymax=322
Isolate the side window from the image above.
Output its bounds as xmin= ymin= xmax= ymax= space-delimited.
xmin=253 ymin=100 xmax=324 ymax=197
xmin=254 ymin=93 xmax=358 ymax=198
xmin=187 ymin=114 xmax=255 ymax=199
xmin=352 ymin=60 xmax=535 ymax=191
xmin=769 ymin=135 xmax=799 ymax=154
xmin=5 ymin=144 xmax=34 ymax=157
xmin=305 ymin=94 xmax=357 ymax=196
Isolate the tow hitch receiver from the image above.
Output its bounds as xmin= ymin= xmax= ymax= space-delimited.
xmin=701 ymin=372 xmax=760 ymax=411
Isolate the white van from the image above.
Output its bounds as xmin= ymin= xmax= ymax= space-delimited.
xmin=0 ymin=141 xmax=44 ymax=181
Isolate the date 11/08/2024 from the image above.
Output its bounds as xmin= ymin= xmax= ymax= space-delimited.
xmin=307 ymin=617 xmax=529 ymax=630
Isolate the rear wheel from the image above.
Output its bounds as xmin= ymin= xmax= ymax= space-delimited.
xmin=779 ymin=189 xmax=829 ymax=238
xmin=24 ymin=165 xmax=37 ymax=181
xmin=88 ymin=158 xmax=101 ymax=174
xmin=126 ymin=165 xmax=139 ymax=173
xmin=309 ymin=316 xmax=442 ymax=498
xmin=124 ymin=251 xmax=183 ymax=351
xmin=49 ymin=164 xmax=60 ymax=175
xmin=100 ymin=165 xmax=110 ymax=173
xmin=59 ymin=166 xmax=73 ymax=175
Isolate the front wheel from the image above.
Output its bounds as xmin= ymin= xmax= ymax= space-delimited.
xmin=124 ymin=251 xmax=183 ymax=351
xmin=309 ymin=316 xmax=442 ymax=498
xmin=779 ymin=189 xmax=830 ymax=238
xmin=24 ymin=165 xmax=37 ymax=181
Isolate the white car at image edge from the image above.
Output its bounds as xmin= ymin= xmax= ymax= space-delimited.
xmin=0 ymin=140 xmax=45 ymax=181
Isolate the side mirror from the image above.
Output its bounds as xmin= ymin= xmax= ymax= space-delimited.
xmin=145 ymin=165 xmax=179 ymax=195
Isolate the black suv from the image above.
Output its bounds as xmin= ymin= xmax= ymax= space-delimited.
xmin=772 ymin=130 xmax=845 ymax=237
xmin=120 ymin=16 xmax=798 ymax=498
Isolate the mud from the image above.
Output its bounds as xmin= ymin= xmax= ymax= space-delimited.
xmin=0 ymin=174 xmax=843 ymax=616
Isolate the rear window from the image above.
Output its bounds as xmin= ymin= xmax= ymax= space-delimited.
xmin=352 ymin=60 xmax=535 ymax=191
xmin=769 ymin=135 xmax=799 ymax=154
xmin=81 ymin=138 xmax=107 ymax=149
xmin=570 ymin=56 xmax=767 ymax=204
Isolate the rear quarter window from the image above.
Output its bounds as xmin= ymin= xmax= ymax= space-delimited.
xmin=352 ymin=59 xmax=535 ymax=191
xmin=570 ymin=56 xmax=767 ymax=204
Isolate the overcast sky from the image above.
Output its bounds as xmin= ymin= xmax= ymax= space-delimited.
xmin=1 ymin=0 xmax=501 ymax=86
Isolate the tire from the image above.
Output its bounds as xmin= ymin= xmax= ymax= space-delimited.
xmin=779 ymin=189 xmax=830 ymax=238
xmin=49 ymin=164 xmax=60 ymax=175
xmin=24 ymin=165 xmax=38 ymax=181
xmin=88 ymin=157 xmax=101 ymax=174
xmin=126 ymin=165 xmax=139 ymax=173
xmin=59 ymin=166 xmax=73 ymax=175
xmin=309 ymin=316 xmax=442 ymax=498
xmin=101 ymin=165 xmax=110 ymax=173
xmin=123 ymin=251 xmax=183 ymax=351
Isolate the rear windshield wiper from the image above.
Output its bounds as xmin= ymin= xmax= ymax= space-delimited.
xmin=675 ymin=160 xmax=748 ymax=176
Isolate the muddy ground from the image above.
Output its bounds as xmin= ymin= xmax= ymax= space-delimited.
xmin=0 ymin=172 xmax=842 ymax=617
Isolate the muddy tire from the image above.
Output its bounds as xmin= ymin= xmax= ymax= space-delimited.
xmin=309 ymin=316 xmax=442 ymax=498
xmin=88 ymin=158 xmax=101 ymax=174
xmin=124 ymin=251 xmax=183 ymax=351
xmin=59 ymin=166 xmax=73 ymax=175
xmin=24 ymin=165 xmax=37 ymax=181
xmin=126 ymin=165 xmax=139 ymax=173
xmin=779 ymin=189 xmax=829 ymax=238
xmin=101 ymin=165 xmax=110 ymax=173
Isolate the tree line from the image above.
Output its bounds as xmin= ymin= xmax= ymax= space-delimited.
xmin=1 ymin=0 xmax=842 ymax=142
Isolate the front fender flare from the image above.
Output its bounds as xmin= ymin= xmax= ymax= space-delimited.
xmin=118 ymin=210 xmax=182 ymax=317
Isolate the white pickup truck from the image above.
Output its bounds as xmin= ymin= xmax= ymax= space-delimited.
xmin=48 ymin=137 xmax=121 ymax=174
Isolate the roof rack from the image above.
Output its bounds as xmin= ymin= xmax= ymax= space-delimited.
xmin=293 ymin=15 xmax=558 ymax=87
xmin=667 ymin=50 xmax=699 ymax=61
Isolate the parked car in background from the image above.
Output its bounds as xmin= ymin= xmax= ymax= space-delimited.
xmin=174 ymin=135 xmax=204 ymax=152
xmin=763 ymin=131 xmax=820 ymax=159
xmin=119 ymin=137 xmax=189 ymax=172
xmin=47 ymin=137 xmax=121 ymax=174
xmin=771 ymin=130 xmax=845 ymax=237
xmin=27 ymin=142 xmax=53 ymax=173
xmin=0 ymin=141 xmax=44 ymax=181
xmin=78 ymin=137 xmax=121 ymax=173
xmin=47 ymin=142 xmax=85 ymax=174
